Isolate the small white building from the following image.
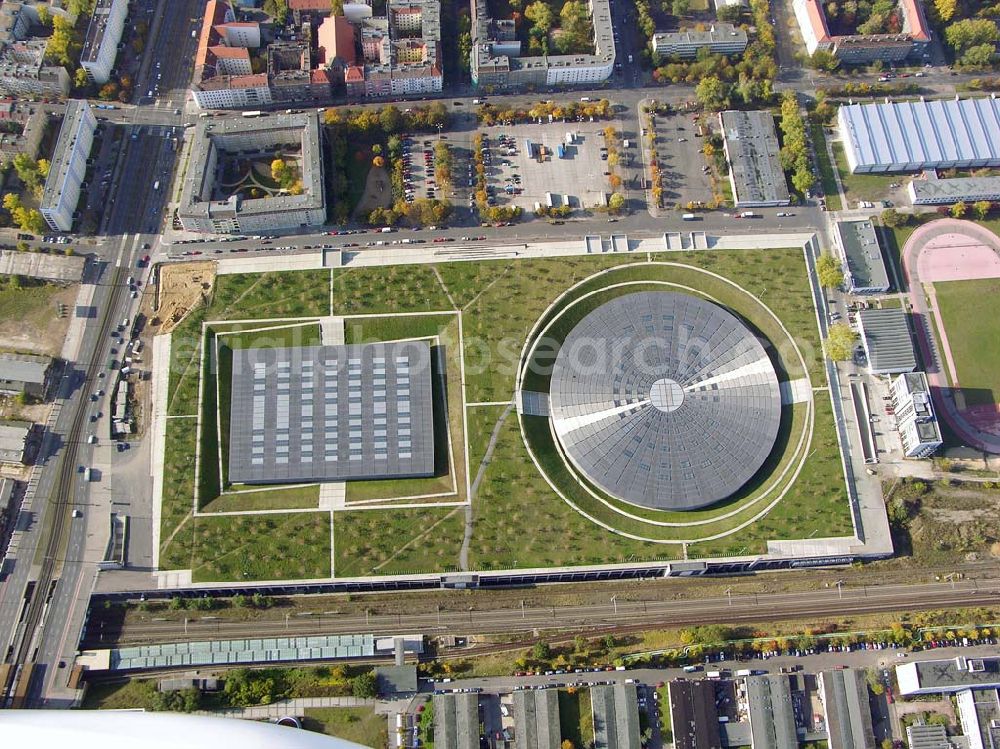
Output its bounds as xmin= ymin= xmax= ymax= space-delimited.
xmin=897 ymin=657 xmax=1000 ymax=697
xmin=890 ymin=372 xmax=942 ymax=459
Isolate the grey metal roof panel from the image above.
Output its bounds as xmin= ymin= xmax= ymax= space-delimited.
xmin=228 ymin=340 xmax=435 ymax=484
xmin=857 ymin=308 xmax=917 ymax=373
xmin=549 ymin=291 xmax=782 ymax=511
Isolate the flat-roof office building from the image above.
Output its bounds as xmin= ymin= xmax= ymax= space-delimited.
xmin=720 ymin=110 xmax=791 ymax=208
xmin=838 ymin=97 xmax=1000 ymax=174
xmin=890 ymin=372 xmax=942 ymax=459
xmin=834 ymin=220 xmax=890 ymax=294
xmin=908 ymin=174 xmax=1000 ymax=206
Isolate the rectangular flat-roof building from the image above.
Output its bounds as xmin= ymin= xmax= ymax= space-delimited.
xmin=818 ymin=668 xmax=876 ymax=749
xmin=0 ymin=249 xmax=85 ymax=283
xmin=178 ymin=112 xmax=326 ymax=233
xmin=891 ymin=372 xmax=942 ymax=458
xmin=228 ymin=341 xmax=435 ymax=485
xmin=0 ymin=352 xmax=49 ymax=397
xmin=857 ymin=308 xmax=916 ymax=375
xmin=513 ymin=688 xmax=560 ymax=749
xmin=592 ymin=683 xmax=641 ymax=749
xmin=956 ymin=687 xmax=1000 ymax=749
xmin=905 ymin=724 xmax=951 ymax=749
xmin=897 ymin=657 xmax=1000 ymax=696
xmin=0 ymin=419 xmax=30 ymax=464
xmin=834 ymin=219 xmax=890 ymax=294
xmin=80 ymin=0 xmax=129 ymax=84
xmin=434 ymin=692 xmax=480 ymax=749
xmin=651 ymin=24 xmax=747 ymax=59
xmin=745 ymin=675 xmax=798 ymax=749
xmin=40 ymin=100 xmax=97 ymax=232
xmin=838 ymin=98 xmax=1000 ymax=174
xmin=719 ymin=110 xmax=791 ymax=208
xmin=908 ymin=174 xmax=1000 ymax=206
xmin=668 ymin=680 xmax=722 ymax=749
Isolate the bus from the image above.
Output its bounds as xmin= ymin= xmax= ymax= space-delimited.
xmin=242 ymin=110 xmax=263 ymax=118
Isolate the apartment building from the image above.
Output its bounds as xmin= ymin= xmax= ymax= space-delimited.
xmin=651 ymin=23 xmax=748 ymax=59
xmin=470 ymin=0 xmax=615 ymax=88
xmin=178 ymin=112 xmax=325 ymax=234
xmin=79 ymin=0 xmax=128 ymax=84
xmin=793 ymin=0 xmax=930 ymax=63
xmin=0 ymin=40 xmax=70 ymax=97
xmin=39 ymin=100 xmax=97 ymax=232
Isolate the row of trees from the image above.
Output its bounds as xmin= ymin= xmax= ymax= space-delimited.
xmin=323 ymin=103 xmax=450 ymax=134
xmin=470 ymin=132 xmax=522 ymax=224
xmin=368 ymin=197 xmax=452 ymax=228
xmin=433 ymin=141 xmax=453 ymax=190
xmin=270 ymin=158 xmax=304 ymax=195
xmin=778 ymin=93 xmax=816 ymax=195
xmin=476 ymin=99 xmax=612 ymax=126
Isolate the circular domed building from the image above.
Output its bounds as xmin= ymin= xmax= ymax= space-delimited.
xmin=548 ymin=291 xmax=782 ymax=511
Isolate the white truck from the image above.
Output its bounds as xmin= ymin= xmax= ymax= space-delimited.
xmin=682 ymin=213 xmax=697 ymax=221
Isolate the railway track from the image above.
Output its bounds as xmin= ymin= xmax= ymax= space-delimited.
xmin=5 ymin=262 xmax=128 ymax=703
xmin=86 ymin=576 xmax=1000 ymax=650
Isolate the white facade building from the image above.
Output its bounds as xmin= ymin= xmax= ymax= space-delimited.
xmin=39 ymin=100 xmax=97 ymax=232
xmin=652 ymin=24 xmax=748 ymax=59
xmin=890 ymin=372 xmax=942 ymax=459
xmin=192 ymin=74 xmax=273 ymax=109
xmin=80 ymin=0 xmax=128 ymax=85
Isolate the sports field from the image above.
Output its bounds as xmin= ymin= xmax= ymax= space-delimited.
xmin=156 ymin=249 xmax=854 ymax=582
xmin=934 ymin=278 xmax=1000 ymax=407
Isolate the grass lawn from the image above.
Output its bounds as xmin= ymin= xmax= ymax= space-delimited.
xmin=158 ymin=247 xmax=853 ymax=581
xmin=83 ymin=679 xmax=158 ymax=710
xmin=200 ymin=485 xmax=320 ymax=513
xmin=558 ymin=689 xmax=594 ymax=748
xmin=657 ymin=685 xmax=672 ymax=743
xmin=934 ymin=278 xmax=1000 ymax=407
xmin=190 ymin=511 xmax=331 ymax=582
xmin=831 ymin=141 xmax=897 ymax=204
xmin=810 ymin=125 xmax=842 ymax=212
xmin=302 ymin=707 xmax=388 ymax=748
xmin=333 ymin=506 xmax=465 ymax=577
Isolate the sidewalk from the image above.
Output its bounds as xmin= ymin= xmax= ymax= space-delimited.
xmin=198 ymin=696 xmax=379 ymax=719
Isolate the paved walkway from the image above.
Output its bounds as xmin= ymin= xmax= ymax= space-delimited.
xmin=901 ymin=219 xmax=1000 ymax=453
xmin=199 ymin=696 xmax=378 ymax=720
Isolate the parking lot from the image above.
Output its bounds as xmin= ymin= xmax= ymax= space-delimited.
xmin=402 ymin=134 xmax=475 ymax=210
xmin=481 ymin=121 xmax=618 ymax=212
xmin=647 ymin=112 xmax=714 ymax=209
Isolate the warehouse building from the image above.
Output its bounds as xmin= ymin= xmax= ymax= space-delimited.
xmin=890 ymin=372 xmax=942 ymax=459
xmin=178 ymin=112 xmax=326 ymax=234
xmin=651 ymin=24 xmax=747 ymax=60
xmin=668 ymin=680 xmax=722 ymax=749
xmin=719 ymin=110 xmax=791 ymax=208
xmin=838 ymin=97 xmax=1000 ymax=174
xmin=857 ymin=308 xmax=916 ymax=375
xmin=228 ymin=341 xmax=435 ymax=485
xmin=0 ymin=419 xmax=30 ymax=464
xmin=591 ymin=683 xmax=641 ymax=749
xmin=40 ymin=100 xmax=98 ymax=232
xmin=908 ymin=174 xmax=1000 ymax=206
xmin=434 ymin=692 xmax=480 ymax=749
xmin=0 ymin=352 xmax=50 ymax=397
xmin=513 ymin=688 xmax=560 ymax=749
xmin=897 ymin=657 xmax=1000 ymax=697
xmin=745 ymin=675 xmax=798 ymax=749
xmin=818 ymin=669 xmax=876 ymax=749
xmin=834 ymin=219 xmax=890 ymax=294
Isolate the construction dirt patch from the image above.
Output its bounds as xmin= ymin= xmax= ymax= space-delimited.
xmin=154 ymin=261 xmax=216 ymax=334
